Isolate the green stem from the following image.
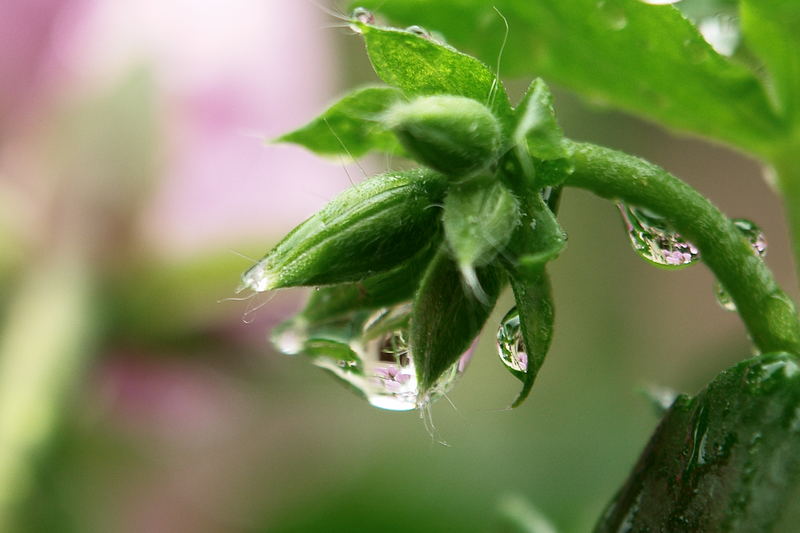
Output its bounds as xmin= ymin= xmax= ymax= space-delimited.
xmin=564 ymin=141 xmax=800 ymax=356
xmin=771 ymin=146 xmax=800 ymax=287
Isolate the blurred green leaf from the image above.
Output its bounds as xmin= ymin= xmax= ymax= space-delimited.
xmin=596 ymin=353 xmax=800 ymax=532
xmin=411 ymin=249 xmax=504 ymax=391
xmin=355 ymin=22 xmax=515 ymax=132
xmin=498 ymin=494 xmax=559 ymax=533
xmin=351 ymin=0 xmax=786 ymax=156
xmin=276 ymin=86 xmax=404 ymax=158
xmin=740 ymin=0 xmax=800 ymax=129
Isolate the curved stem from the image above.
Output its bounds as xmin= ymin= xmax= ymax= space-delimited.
xmin=564 ymin=141 xmax=800 ymax=356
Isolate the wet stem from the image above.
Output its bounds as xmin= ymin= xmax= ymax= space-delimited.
xmin=564 ymin=141 xmax=800 ymax=357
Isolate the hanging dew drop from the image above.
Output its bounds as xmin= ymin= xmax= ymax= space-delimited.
xmin=617 ymin=203 xmax=700 ymax=268
xmin=732 ymin=218 xmax=767 ymax=257
xmin=713 ymin=218 xmax=767 ymax=311
xmin=313 ymin=305 xmax=472 ymax=411
xmin=496 ymin=307 xmax=528 ymax=376
xmin=714 ymin=281 xmax=737 ymax=312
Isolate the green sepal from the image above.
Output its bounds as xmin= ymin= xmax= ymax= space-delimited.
xmin=384 ymin=95 xmax=503 ymax=176
xmin=275 ymin=86 xmax=404 ymax=158
xmin=443 ymin=175 xmax=520 ymax=278
xmin=241 ymin=169 xmax=447 ymax=291
xmin=596 ymin=353 xmax=800 ymax=533
xmin=514 ymin=79 xmax=568 ymax=160
xmin=411 ymin=249 xmax=505 ymax=392
xmin=501 ymin=165 xmax=567 ymax=277
xmin=353 ymin=21 xmax=515 ymax=135
xmin=300 ymin=236 xmax=439 ymax=323
xmin=503 ymin=268 xmax=555 ymax=408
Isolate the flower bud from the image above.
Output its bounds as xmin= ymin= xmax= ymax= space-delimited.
xmin=383 ymin=95 xmax=502 ymax=177
xmin=240 ymin=169 xmax=447 ymax=292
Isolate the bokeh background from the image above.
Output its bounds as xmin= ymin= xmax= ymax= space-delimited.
xmin=1 ymin=1 xmax=797 ymax=532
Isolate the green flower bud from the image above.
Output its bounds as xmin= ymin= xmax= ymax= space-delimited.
xmin=383 ymin=95 xmax=502 ymax=177
xmin=240 ymin=169 xmax=447 ymax=292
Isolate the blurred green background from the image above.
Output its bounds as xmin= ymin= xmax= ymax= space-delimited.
xmin=1 ymin=1 xmax=797 ymax=532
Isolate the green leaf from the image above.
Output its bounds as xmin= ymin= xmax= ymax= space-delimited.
xmin=443 ymin=176 xmax=520 ymax=278
xmin=354 ymin=22 xmax=514 ymax=133
xmin=350 ymin=0 xmax=786 ymax=156
xmin=596 ymin=353 xmax=800 ymax=532
xmin=276 ymin=86 xmax=404 ymax=158
xmin=740 ymin=0 xmax=800 ymax=129
xmin=411 ymin=249 xmax=504 ymax=391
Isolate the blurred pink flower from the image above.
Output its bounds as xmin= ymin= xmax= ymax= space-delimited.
xmin=0 ymin=0 xmax=86 ymax=134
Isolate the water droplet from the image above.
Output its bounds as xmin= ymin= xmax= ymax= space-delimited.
xmin=496 ymin=307 xmax=528 ymax=377
xmin=639 ymin=0 xmax=682 ymax=4
xmin=618 ymin=203 xmax=700 ymax=268
xmin=733 ymin=218 xmax=767 ymax=257
xmin=314 ymin=305 xmax=471 ymax=411
xmin=714 ymin=281 xmax=737 ymax=311
xmin=597 ymin=1 xmax=628 ymax=30
xmin=406 ymin=25 xmax=432 ymax=39
xmin=713 ymin=218 xmax=767 ymax=311
xmin=351 ymin=7 xmax=375 ymax=24
xmin=349 ymin=7 xmax=375 ymax=34
xmin=698 ymin=15 xmax=740 ymax=56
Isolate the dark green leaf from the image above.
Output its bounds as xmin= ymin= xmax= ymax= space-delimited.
xmin=740 ymin=0 xmax=800 ymax=127
xmin=350 ymin=0 xmax=786 ymax=156
xmin=354 ymin=22 xmax=514 ymax=133
xmin=596 ymin=353 xmax=800 ymax=532
xmin=443 ymin=176 xmax=520 ymax=275
xmin=276 ymin=86 xmax=403 ymax=158
xmin=411 ymin=249 xmax=504 ymax=391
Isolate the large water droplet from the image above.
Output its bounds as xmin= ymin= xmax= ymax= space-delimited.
xmin=406 ymin=25 xmax=432 ymax=39
xmin=313 ymin=305 xmax=471 ymax=411
xmin=714 ymin=218 xmax=767 ymax=311
xmin=618 ymin=203 xmax=700 ymax=268
xmin=639 ymin=0 xmax=682 ymax=4
xmin=496 ymin=307 xmax=528 ymax=377
xmin=698 ymin=15 xmax=740 ymax=56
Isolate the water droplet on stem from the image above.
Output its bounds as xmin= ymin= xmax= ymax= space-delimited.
xmin=713 ymin=218 xmax=767 ymax=311
xmin=617 ymin=203 xmax=700 ymax=268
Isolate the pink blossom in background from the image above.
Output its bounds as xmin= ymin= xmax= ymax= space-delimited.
xmin=61 ymin=0 xmax=351 ymax=254
xmin=0 ymin=0 xmax=85 ymax=132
